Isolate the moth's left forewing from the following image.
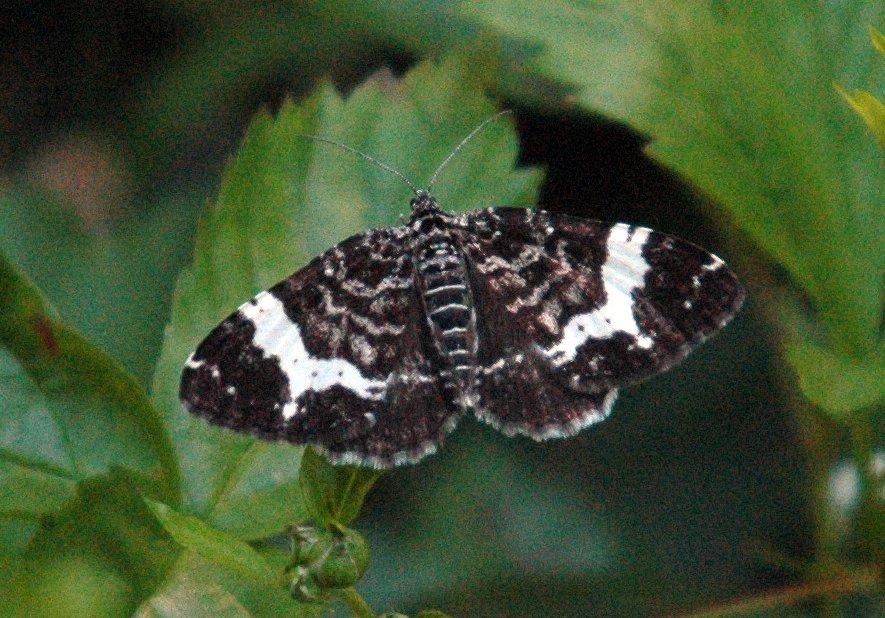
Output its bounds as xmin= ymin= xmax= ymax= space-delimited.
xmin=460 ymin=207 xmax=745 ymax=396
xmin=180 ymin=225 xmax=462 ymax=468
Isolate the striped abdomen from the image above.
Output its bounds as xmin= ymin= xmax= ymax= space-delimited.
xmin=415 ymin=236 xmax=478 ymax=397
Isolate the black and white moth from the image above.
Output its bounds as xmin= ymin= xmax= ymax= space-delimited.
xmin=180 ymin=119 xmax=745 ymax=469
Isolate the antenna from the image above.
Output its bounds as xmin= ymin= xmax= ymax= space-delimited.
xmin=426 ymin=109 xmax=512 ymax=191
xmin=294 ymin=135 xmax=420 ymax=194
xmin=297 ymin=109 xmax=513 ymax=195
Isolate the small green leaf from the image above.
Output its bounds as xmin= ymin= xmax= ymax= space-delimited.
xmin=145 ymin=499 xmax=277 ymax=585
xmin=0 ymin=251 xmax=175 ymax=480
xmin=135 ymin=550 xmax=323 ymax=618
xmin=299 ymin=448 xmax=381 ymax=527
xmin=786 ymin=342 xmax=885 ymax=417
xmin=835 ymin=25 xmax=885 ymax=147
xmin=151 ymin=53 xmax=541 ymax=532
xmin=834 ymin=85 xmax=885 ymax=147
xmin=0 ymin=355 xmax=78 ymax=540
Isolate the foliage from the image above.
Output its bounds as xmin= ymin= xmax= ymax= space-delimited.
xmin=0 ymin=2 xmax=881 ymax=616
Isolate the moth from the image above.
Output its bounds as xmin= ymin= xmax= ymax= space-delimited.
xmin=180 ymin=114 xmax=745 ymax=468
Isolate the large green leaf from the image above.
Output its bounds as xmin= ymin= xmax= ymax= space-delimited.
xmin=150 ymin=54 xmax=542 ymax=536
xmin=461 ymin=0 xmax=884 ymax=358
xmin=0 ymin=251 xmax=177 ymax=551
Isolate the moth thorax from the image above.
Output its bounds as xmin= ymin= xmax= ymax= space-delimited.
xmin=416 ymin=237 xmax=478 ymax=393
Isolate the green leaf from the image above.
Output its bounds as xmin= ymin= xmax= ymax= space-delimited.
xmin=135 ymin=550 xmax=322 ymax=618
xmin=299 ymin=448 xmax=382 ymax=527
xmin=0 ymin=250 xmax=177 ymax=551
xmin=836 ymin=85 xmax=885 ymax=147
xmin=786 ymin=342 xmax=885 ymax=416
xmin=145 ymin=498 xmax=277 ymax=585
xmin=462 ymin=1 xmax=885 ymax=356
xmin=5 ymin=472 xmax=318 ymax=618
xmin=17 ymin=471 xmax=178 ymax=607
xmin=206 ymin=442 xmax=307 ymax=540
xmin=0 ymin=182 xmax=200 ymax=386
xmin=2 ymin=552 xmax=134 ymax=618
xmin=835 ymin=26 xmax=885 ymax=147
xmin=137 ymin=555 xmax=254 ymax=618
xmin=0 ymin=352 xmax=76 ymax=518
xmin=151 ymin=54 xmax=542 ymax=532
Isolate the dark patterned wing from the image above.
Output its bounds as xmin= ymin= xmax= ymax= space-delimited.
xmin=474 ymin=346 xmax=620 ymax=441
xmin=180 ymin=226 xmax=460 ymax=468
xmin=458 ymin=207 xmax=744 ymax=438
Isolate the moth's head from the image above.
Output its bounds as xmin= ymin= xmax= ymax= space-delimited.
xmin=409 ymin=190 xmax=440 ymax=215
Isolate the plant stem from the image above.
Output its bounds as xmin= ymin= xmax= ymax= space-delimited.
xmin=337 ymin=586 xmax=376 ymax=618
xmin=678 ymin=565 xmax=881 ymax=617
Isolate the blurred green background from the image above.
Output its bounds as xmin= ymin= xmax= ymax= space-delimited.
xmin=0 ymin=1 xmax=881 ymax=617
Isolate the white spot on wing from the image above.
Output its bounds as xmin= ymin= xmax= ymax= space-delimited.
xmin=184 ymin=355 xmax=205 ymax=370
xmin=241 ymin=291 xmax=386 ymax=420
xmin=350 ymin=334 xmax=377 ymax=366
xmin=703 ymin=256 xmax=724 ymax=271
xmin=545 ymin=224 xmax=654 ymax=365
